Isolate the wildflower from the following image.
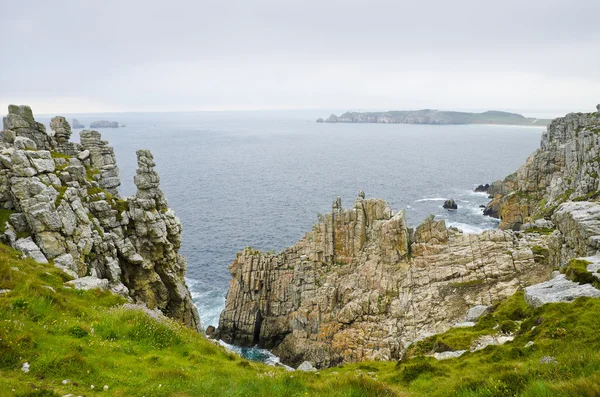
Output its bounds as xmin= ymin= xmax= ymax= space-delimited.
xmin=103 ymin=385 xmax=109 ymax=391
xmin=21 ymin=362 xmax=29 ymax=373
xmin=91 ymin=384 xmax=95 ymax=389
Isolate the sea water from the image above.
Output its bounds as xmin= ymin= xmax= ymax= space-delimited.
xmin=37 ymin=111 xmax=543 ymax=362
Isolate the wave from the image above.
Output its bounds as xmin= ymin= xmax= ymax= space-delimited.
xmin=414 ymin=197 xmax=447 ymax=202
xmin=447 ymin=222 xmax=491 ymax=234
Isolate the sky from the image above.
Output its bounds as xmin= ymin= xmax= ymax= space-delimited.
xmin=1 ymin=0 xmax=599 ymax=116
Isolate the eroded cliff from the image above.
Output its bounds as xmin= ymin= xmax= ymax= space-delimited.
xmin=0 ymin=105 xmax=200 ymax=330
xmin=218 ymin=197 xmax=552 ymax=368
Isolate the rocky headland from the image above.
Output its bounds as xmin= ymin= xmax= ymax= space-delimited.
xmin=90 ymin=120 xmax=119 ymax=128
xmin=219 ymin=103 xmax=600 ymax=369
xmin=319 ymin=109 xmax=550 ymax=126
xmin=0 ymin=105 xmax=199 ymax=329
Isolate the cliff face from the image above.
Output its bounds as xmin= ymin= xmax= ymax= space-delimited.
xmin=0 ymin=105 xmax=200 ymax=330
xmin=484 ymin=106 xmax=600 ymax=231
xmin=218 ymin=197 xmax=552 ymax=368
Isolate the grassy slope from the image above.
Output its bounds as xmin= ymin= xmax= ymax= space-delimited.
xmin=1 ymin=243 xmax=600 ymax=397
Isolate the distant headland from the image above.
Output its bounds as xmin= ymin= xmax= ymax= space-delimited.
xmin=317 ymin=109 xmax=550 ymax=126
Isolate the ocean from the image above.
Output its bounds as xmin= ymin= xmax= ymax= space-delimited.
xmin=38 ymin=111 xmax=543 ymax=358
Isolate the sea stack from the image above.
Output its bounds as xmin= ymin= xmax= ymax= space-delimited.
xmin=443 ymin=199 xmax=458 ymax=210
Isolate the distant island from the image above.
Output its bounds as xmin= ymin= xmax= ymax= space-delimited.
xmin=317 ymin=109 xmax=550 ymax=126
xmin=90 ymin=120 xmax=119 ymax=128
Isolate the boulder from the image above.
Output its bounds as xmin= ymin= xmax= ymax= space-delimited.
xmin=14 ymin=237 xmax=48 ymax=263
xmin=524 ymin=274 xmax=600 ymax=308
xmin=297 ymin=361 xmax=317 ymax=371
xmin=465 ymin=305 xmax=489 ymax=322
xmin=443 ymin=199 xmax=458 ymax=210
xmin=65 ymin=276 xmax=109 ymax=291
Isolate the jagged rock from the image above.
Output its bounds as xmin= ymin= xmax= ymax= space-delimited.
xmin=316 ymin=118 xmax=324 ymax=123
xmin=14 ymin=237 xmax=48 ymax=263
xmin=465 ymin=305 xmax=489 ymax=322
xmin=90 ymin=121 xmax=119 ymax=128
xmin=483 ymin=106 xmax=600 ymax=230
xmin=524 ymin=273 xmax=600 ymax=308
xmin=50 ymin=116 xmax=72 ymax=146
xmin=218 ymin=198 xmax=552 ymax=368
xmin=474 ymin=184 xmax=490 ymax=193
xmin=443 ymin=199 xmax=458 ymax=210
xmin=72 ymin=119 xmax=84 ymax=129
xmin=297 ymin=361 xmax=317 ymax=371
xmin=0 ymin=105 xmax=200 ymax=331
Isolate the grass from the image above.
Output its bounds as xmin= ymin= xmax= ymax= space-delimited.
xmin=2 ymin=242 xmax=600 ymax=396
xmin=0 ymin=209 xmax=15 ymax=233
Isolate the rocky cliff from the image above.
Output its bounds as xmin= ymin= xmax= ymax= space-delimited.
xmin=218 ymin=196 xmax=552 ymax=368
xmin=483 ymin=105 xmax=600 ymax=231
xmin=0 ymin=105 xmax=200 ymax=330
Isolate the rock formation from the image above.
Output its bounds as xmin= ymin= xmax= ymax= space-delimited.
xmin=0 ymin=105 xmax=200 ymax=330
xmin=72 ymin=119 xmax=84 ymax=129
xmin=483 ymin=106 xmax=600 ymax=231
xmin=443 ymin=199 xmax=457 ymax=210
xmin=90 ymin=120 xmax=119 ymax=128
xmin=218 ymin=195 xmax=552 ymax=368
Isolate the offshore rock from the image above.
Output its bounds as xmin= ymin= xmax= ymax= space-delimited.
xmin=72 ymin=119 xmax=84 ymax=129
xmin=0 ymin=105 xmax=200 ymax=331
xmin=218 ymin=196 xmax=552 ymax=368
xmin=443 ymin=199 xmax=458 ymax=210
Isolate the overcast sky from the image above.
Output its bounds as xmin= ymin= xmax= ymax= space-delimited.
xmin=1 ymin=0 xmax=599 ymax=115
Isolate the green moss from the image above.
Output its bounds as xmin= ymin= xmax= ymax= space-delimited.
xmin=564 ymin=258 xmax=598 ymax=287
xmin=531 ymin=245 xmax=549 ymax=265
xmin=449 ymin=279 xmax=484 ymax=288
xmin=53 ymin=185 xmax=67 ymax=207
xmin=50 ymin=152 xmax=71 ymax=159
xmin=525 ymin=227 xmax=555 ymax=235
xmin=85 ymin=166 xmax=100 ymax=182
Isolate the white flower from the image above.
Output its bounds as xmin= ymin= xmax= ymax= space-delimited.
xmin=103 ymin=385 xmax=109 ymax=391
xmin=62 ymin=379 xmax=70 ymax=385
xmin=21 ymin=362 xmax=29 ymax=373
xmin=91 ymin=385 xmax=95 ymax=389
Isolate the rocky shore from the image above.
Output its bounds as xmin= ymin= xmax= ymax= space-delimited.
xmin=0 ymin=105 xmax=200 ymax=329
xmin=218 ymin=103 xmax=600 ymax=369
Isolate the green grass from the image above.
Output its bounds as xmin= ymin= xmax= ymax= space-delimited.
xmin=2 ymin=242 xmax=600 ymax=396
xmin=0 ymin=209 xmax=15 ymax=233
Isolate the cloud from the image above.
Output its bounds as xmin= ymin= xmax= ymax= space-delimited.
xmin=1 ymin=0 xmax=599 ymax=114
